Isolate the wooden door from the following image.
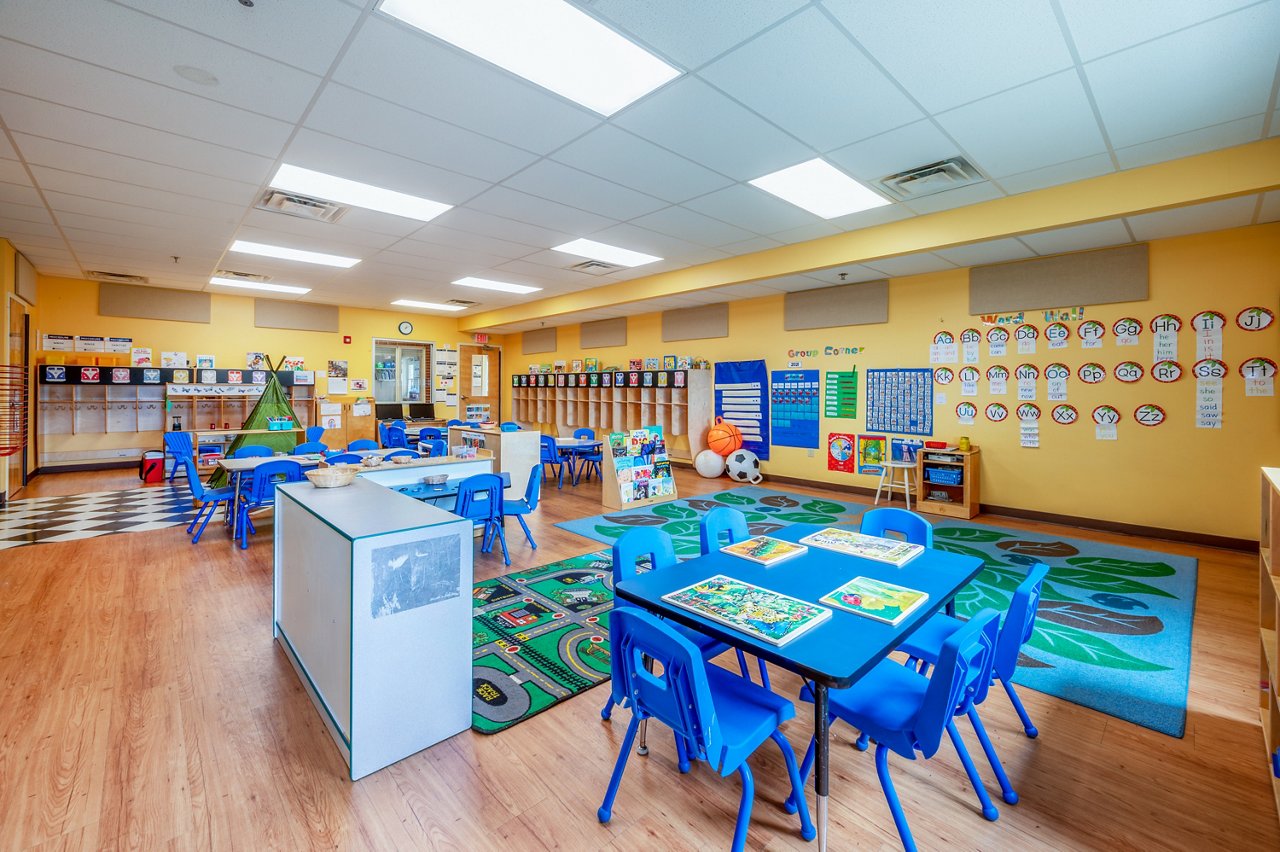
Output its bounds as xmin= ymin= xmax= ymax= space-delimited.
xmin=7 ymin=296 xmax=29 ymax=499
xmin=458 ymin=344 xmax=500 ymax=423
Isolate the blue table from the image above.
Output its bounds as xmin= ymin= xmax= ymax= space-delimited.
xmin=615 ymin=523 xmax=983 ymax=851
xmin=390 ymin=471 xmax=511 ymax=511
xmin=555 ymin=438 xmax=603 ymax=485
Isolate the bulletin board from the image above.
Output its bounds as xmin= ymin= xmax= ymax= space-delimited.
xmin=865 ymin=368 xmax=934 ymax=436
xmin=770 ymin=369 xmax=819 ymax=448
xmin=714 ymin=359 xmax=769 ymax=460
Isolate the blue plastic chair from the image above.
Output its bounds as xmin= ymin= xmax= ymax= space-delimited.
xmin=500 ymin=421 xmax=520 ymax=431
xmin=348 ymin=439 xmax=379 ymax=451
xmin=419 ymin=427 xmax=443 ymax=441
xmin=797 ymin=609 xmax=1002 ymax=851
xmin=305 ymin=426 xmax=325 ymax=443
xmin=325 ymin=453 xmax=363 ymax=464
xmin=502 ymin=465 xmax=542 ymax=550
xmin=899 ymin=563 xmax=1050 ymax=740
xmin=601 ymin=528 xmax=732 ymax=722
xmin=384 ymin=449 xmax=419 ymax=460
xmin=859 ymin=508 xmax=945 ymax=613
xmin=293 ymin=441 xmax=328 ymax=455
xmin=698 ymin=507 xmax=771 ymax=689
xmin=446 ymin=419 xmax=464 ymax=427
xmin=164 ymin=432 xmax=194 ymax=482
xmin=236 ymin=459 xmax=303 ymax=549
xmin=540 ymin=435 xmax=566 ymax=489
xmin=419 ymin=439 xmax=447 ymax=458
xmin=179 ymin=456 xmax=236 ymax=544
xmin=573 ymin=427 xmax=596 ymax=439
xmin=455 ymin=473 xmax=509 ymax=566
xmin=385 ymin=425 xmax=410 ymax=449
xmin=377 ymin=421 xmax=389 ymax=447
xmin=598 ymin=608 xmax=816 ymax=851
xmin=232 ymin=445 xmax=272 ymax=459
xmin=571 ymin=427 xmax=602 ymax=483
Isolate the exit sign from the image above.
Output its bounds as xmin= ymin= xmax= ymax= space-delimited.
xmin=473 ymin=333 xmax=489 ymax=344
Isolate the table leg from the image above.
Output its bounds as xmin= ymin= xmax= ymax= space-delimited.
xmin=814 ymin=683 xmax=830 ymax=851
xmin=229 ymin=470 xmax=241 ymax=542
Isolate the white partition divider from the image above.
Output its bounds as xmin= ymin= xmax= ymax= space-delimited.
xmin=273 ymin=478 xmax=473 ymax=780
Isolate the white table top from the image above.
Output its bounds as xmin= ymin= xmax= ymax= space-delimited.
xmin=275 ymin=478 xmax=460 ymax=540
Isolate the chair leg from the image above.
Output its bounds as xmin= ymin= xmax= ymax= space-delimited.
xmin=731 ymin=763 xmax=755 ymax=852
xmin=770 ymin=730 xmax=816 ymax=841
xmin=734 ymin=648 xmax=751 ymax=682
xmin=494 ymin=523 xmax=510 ymax=566
xmin=637 ymin=718 xmax=649 ymax=756
xmin=945 ymin=720 xmax=1000 ymax=821
xmin=1001 ymin=676 xmax=1039 ymax=738
xmin=675 ymin=732 xmax=691 ymax=774
xmin=757 ymin=659 xmax=772 ymax=691
xmin=787 ymin=733 xmax=816 ymax=813
xmin=186 ymin=501 xmax=206 ymax=534
xmin=967 ymin=707 xmax=1018 ymax=805
xmin=854 ymin=730 xmax=870 ymax=751
xmin=598 ymin=714 xmax=641 ymax=823
xmin=875 ymin=743 xmax=917 ymax=852
xmin=515 ymin=514 xmax=536 ymax=549
xmin=192 ymin=501 xmax=220 ymax=544
xmin=600 ymin=692 xmax=614 ymax=720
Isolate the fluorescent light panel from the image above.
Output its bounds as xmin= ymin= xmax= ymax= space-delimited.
xmin=209 ymin=277 xmax=310 ymax=295
xmin=453 ymin=276 xmax=541 ymax=295
xmin=749 ymin=158 xmax=890 ymax=219
xmin=392 ymin=299 xmax=466 ymax=311
xmin=229 ymin=239 xmax=360 ymax=268
xmin=552 ymin=238 xmax=661 ymax=268
xmin=270 ymin=164 xmax=452 ymax=222
xmin=378 ymin=0 xmax=680 ymax=116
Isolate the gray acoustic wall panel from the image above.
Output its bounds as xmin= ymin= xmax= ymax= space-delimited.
xmin=662 ymin=302 xmax=729 ymax=341
xmin=521 ymin=327 xmax=558 ymax=354
xmin=970 ymin=243 xmax=1148 ymax=314
xmin=254 ymin=298 xmax=339 ymax=332
xmin=783 ymin=279 xmax=889 ymax=330
xmin=579 ymin=316 xmax=627 ymax=349
xmin=99 ymin=282 xmax=210 ymax=323
xmin=14 ymin=252 xmax=36 ymax=304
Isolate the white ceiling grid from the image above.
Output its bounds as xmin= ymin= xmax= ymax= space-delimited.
xmin=0 ymin=0 xmax=1273 ymax=318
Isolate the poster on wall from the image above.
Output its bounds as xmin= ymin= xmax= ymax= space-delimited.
xmin=856 ymin=434 xmax=887 ymax=475
xmin=865 ymin=368 xmax=933 ymax=436
xmin=106 ymin=337 xmax=132 ymax=354
xmin=1241 ymin=357 xmax=1276 ymax=396
xmin=770 ymin=369 xmax=819 ymax=449
xmin=246 ymin=352 xmax=267 ymax=370
xmin=1192 ymin=310 xmax=1225 ymax=360
xmin=1015 ymin=323 xmax=1038 ymax=355
xmin=823 ymin=369 xmax=858 ymax=418
xmin=827 ymin=433 xmax=856 ymax=473
xmin=929 ymin=331 xmax=957 ymax=364
xmin=986 ymin=327 xmax=1009 ymax=357
xmin=75 ymin=335 xmax=105 ymax=352
xmin=161 ymin=351 xmax=188 ymax=368
xmin=350 ymin=378 xmax=369 ymax=392
xmin=960 ymin=328 xmax=981 ymax=363
xmin=131 ymin=347 xmax=153 ymax=367
xmin=714 ymin=360 xmax=769 ymax=460
xmin=43 ymin=334 xmax=74 ymax=351
xmin=280 ymin=355 xmax=305 ymax=370
xmin=1193 ymin=359 xmax=1226 ymax=429
xmin=196 ymin=354 xmax=215 ymax=369
xmin=1151 ymin=314 xmax=1181 ymax=361
xmin=1093 ymin=405 xmax=1120 ymax=440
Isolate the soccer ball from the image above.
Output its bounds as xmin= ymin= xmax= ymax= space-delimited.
xmin=694 ymin=449 xmax=726 ymax=478
xmin=725 ymin=449 xmax=762 ymax=484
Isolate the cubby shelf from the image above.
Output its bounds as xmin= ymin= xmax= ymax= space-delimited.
xmin=1259 ymin=468 xmax=1280 ymax=823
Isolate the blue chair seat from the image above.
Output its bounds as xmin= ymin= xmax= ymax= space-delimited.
xmin=707 ymin=666 xmax=795 ymax=755
xmin=896 ymin=614 xmax=962 ymax=662
xmin=804 ymin=660 xmax=927 ymax=754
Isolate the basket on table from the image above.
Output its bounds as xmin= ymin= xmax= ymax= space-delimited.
xmin=305 ymin=465 xmax=359 ymax=488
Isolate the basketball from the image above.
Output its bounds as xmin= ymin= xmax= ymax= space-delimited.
xmin=706 ymin=417 xmax=743 ymax=457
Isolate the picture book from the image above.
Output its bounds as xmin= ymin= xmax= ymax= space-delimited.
xmin=628 ymin=359 xmax=644 ymax=371
xmin=819 ymin=576 xmax=929 ymax=626
xmin=585 ymin=357 xmax=599 ymax=372
xmin=633 ymin=465 xmax=652 ymax=483
xmin=554 ymin=361 xmax=566 ymax=373
xmin=799 ymin=528 xmax=925 ymax=567
xmin=633 ymin=480 xmax=650 ymax=499
xmin=663 ymin=355 xmax=677 ymax=370
xmin=644 ymin=357 xmax=660 ymax=370
xmin=571 ymin=359 xmax=583 ymax=372
xmin=609 ymin=433 xmax=627 ymax=457
xmin=653 ymin=460 xmax=671 ymax=479
xmin=662 ymin=575 xmax=831 ymax=646
xmin=677 ymin=356 xmax=692 ymax=370
xmin=720 ymin=536 xmax=808 ymax=566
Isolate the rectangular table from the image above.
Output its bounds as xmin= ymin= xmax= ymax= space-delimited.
xmin=615 ymin=522 xmax=983 ymax=851
xmin=554 ymin=437 xmax=603 ymax=485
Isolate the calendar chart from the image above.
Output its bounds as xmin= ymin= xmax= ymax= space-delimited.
xmin=770 ymin=370 xmax=820 ymax=448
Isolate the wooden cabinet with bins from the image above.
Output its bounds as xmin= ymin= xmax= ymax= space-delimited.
xmin=1259 ymin=468 xmax=1280 ymax=821
xmin=915 ymin=446 xmax=981 ymax=519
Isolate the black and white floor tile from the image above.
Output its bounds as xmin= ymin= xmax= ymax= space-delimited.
xmin=0 ymin=485 xmax=198 ymax=550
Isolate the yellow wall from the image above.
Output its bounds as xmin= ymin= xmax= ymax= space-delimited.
xmin=507 ymin=224 xmax=1280 ymax=541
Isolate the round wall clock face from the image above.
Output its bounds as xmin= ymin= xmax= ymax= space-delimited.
xmin=398 ymin=321 xmax=413 ymax=335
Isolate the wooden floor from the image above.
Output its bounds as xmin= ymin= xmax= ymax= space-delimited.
xmin=2 ymin=468 xmax=1277 ymax=851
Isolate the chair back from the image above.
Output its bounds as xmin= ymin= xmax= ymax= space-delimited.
xmin=419 ymin=439 xmax=447 ymax=458
xmin=348 ymin=439 xmax=379 ymax=451
xmin=500 ymin=422 xmax=520 ymax=432
xmin=518 ymin=464 xmax=542 ymax=510
xmin=294 ymin=441 xmax=328 ymax=454
xmin=390 ymin=419 xmax=406 ymax=430
xmin=245 ymin=459 xmax=303 ymax=506
xmin=611 ymin=528 xmax=676 ymax=587
xmin=916 ymin=609 xmax=1000 ymax=758
xmin=164 ymin=431 xmax=194 ymax=460
xmin=325 ymin=453 xmax=363 ymax=464
xmin=699 ymin=506 xmax=749 ymax=555
xmin=446 ymin=419 xmax=464 ymax=427
xmin=540 ymin=434 xmax=560 ymax=464
xmin=385 ymin=426 xmax=409 ymax=449
xmin=859 ymin=507 xmax=933 ymax=547
xmin=573 ymin=427 xmax=595 ymax=440
xmin=994 ymin=563 xmax=1050 ymax=682
xmin=384 ymin=450 xmax=420 ymax=460
xmin=455 ymin=473 xmax=504 ymax=523
xmin=420 ymin=427 xmax=443 ymax=440
xmin=179 ymin=456 xmax=208 ymax=501
xmin=305 ymin=426 xmax=325 ymax=443
xmin=377 ymin=421 xmax=389 ymax=447
xmin=610 ymin=608 xmax=730 ymax=774
xmin=233 ymin=445 xmax=272 ymax=459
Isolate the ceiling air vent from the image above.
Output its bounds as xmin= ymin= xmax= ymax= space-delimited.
xmin=568 ymin=259 xmax=622 ymax=276
xmin=255 ymin=189 xmax=348 ymax=223
xmin=446 ymin=299 xmax=478 ymax=307
xmin=213 ymin=269 xmax=271 ymax=283
xmin=86 ymin=270 xmax=149 ymax=284
xmin=875 ymin=157 xmax=985 ymax=201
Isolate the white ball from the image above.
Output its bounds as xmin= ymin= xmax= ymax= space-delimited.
xmin=725 ymin=449 xmax=762 ymax=484
xmin=694 ymin=449 xmax=726 ymax=478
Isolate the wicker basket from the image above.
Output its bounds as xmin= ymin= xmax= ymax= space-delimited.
xmin=423 ymin=473 xmax=449 ymax=487
xmin=305 ymin=466 xmax=359 ymax=488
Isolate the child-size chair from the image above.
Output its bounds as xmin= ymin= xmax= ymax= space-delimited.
xmin=455 ymin=473 xmax=509 ymax=566
xmin=698 ymin=506 xmax=772 ymax=689
xmin=293 ymin=441 xmax=328 ymax=454
xmin=179 ymin=456 xmax=236 ymax=544
xmin=236 ymin=459 xmax=303 ymax=549
xmin=502 ymin=465 xmax=542 ymax=550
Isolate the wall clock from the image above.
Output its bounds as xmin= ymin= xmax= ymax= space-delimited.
xmin=398 ymin=321 xmax=413 ymax=335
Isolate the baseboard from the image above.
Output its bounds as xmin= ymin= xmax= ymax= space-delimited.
xmin=32 ymin=460 xmax=138 ymax=476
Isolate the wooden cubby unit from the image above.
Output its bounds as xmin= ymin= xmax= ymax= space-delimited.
xmin=1259 ymin=468 xmax=1280 ymax=823
xmin=915 ymin=447 xmax=981 ymax=519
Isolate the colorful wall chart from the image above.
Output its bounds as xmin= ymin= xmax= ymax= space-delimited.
xmin=823 ymin=369 xmax=858 ymax=418
xmin=865 ymin=368 xmax=934 ymax=436
xmin=770 ymin=369 xmax=819 ymax=448
xmin=828 ymin=433 xmax=856 ymax=473
xmin=856 ymin=434 xmax=887 ymax=475
xmin=714 ymin=359 xmax=770 ymax=460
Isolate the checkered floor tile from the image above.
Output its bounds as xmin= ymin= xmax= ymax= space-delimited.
xmin=0 ymin=485 xmax=198 ymax=550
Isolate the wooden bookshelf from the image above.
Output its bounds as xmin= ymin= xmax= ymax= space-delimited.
xmin=915 ymin=447 xmax=981 ymax=519
xmin=1260 ymin=468 xmax=1280 ymax=823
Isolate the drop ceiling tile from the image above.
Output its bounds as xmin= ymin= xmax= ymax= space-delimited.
xmin=705 ymin=282 xmax=781 ymax=301
xmin=43 ymin=193 xmax=236 ymax=234
xmin=238 ymin=209 xmax=411 ymax=249
xmin=2 ymin=0 xmax=322 ymax=121
xmin=935 ymin=238 xmax=1037 ymax=267
xmin=1018 ymin=219 xmax=1135 ymax=254
xmin=997 ymin=152 xmax=1115 ymax=196
xmin=0 ymin=40 xmax=293 ymax=156
xmin=614 ymin=76 xmax=814 ymax=181
xmin=747 ymin=274 xmax=827 ymax=292
xmin=550 ymin=125 xmax=734 ymax=204
xmin=0 ymin=219 xmax=61 ymax=240
xmin=381 ymin=240 xmax=515 ymax=270
xmin=768 ymin=222 xmax=841 ymax=244
xmin=629 ymin=205 xmax=755 ymax=247
xmin=465 ymin=186 xmax=618 ymax=236
xmin=682 ymin=184 xmax=820 ymax=235
xmin=717 ymin=235 xmax=785 ymax=256
xmin=403 ymin=226 xmax=538 ymax=259
xmin=935 ymin=71 xmax=1108 ymax=177
xmin=803 ymin=265 xmax=888 ymax=286
xmin=13 ymin=134 xmax=260 ymax=207
xmin=1085 ymin=2 xmax=1280 ymax=148
xmin=233 ymin=223 xmax=398 ymax=258
xmin=333 ymin=17 xmax=599 ymax=155
xmin=0 ymin=160 xmax=33 ymax=186
xmin=828 ymin=204 xmax=916 ymax=232
xmin=114 ymin=0 xmax=360 ymax=76
xmin=0 ymin=134 xmax=15 ymax=160
xmin=1258 ymin=191 xmax=1280 ymax=223
xmin=29 ymin=166 xmax=247 ymax=221
xmin=702 ymin=8 xmax=922 ymax=152
xmin=501 ymin=160 xmax=668 ymax=220
xmin=53 ymin=210 xmax=218 ymax=243
xmin=1125 ymin=195 xmax=1258 ymax=240
xmin=7 ymin=233 xmax=74 ymax=252
xmin=1058 ymin=0 xmax=1261 ymax=62
xmin=586 ymin=0 xmax=807 ymax=69
xmin=826 ymin=120 xmax=961 ymax=184
xmin=0 ymin=92 xmax=275 ymax=184
xmin=489 ymin=259 xmax=602 ymax=286
xmin=430 ymin=208 xmax=575 ymax=250
xmin=825 ymin=0 xmax=1073 ymax=113
xmin=1114 ymin=114 xmax=1266 ymax=169
xmin=61 ymin=227 xmax=215 ymax=255
xmin=862 ymin=253 xmax=957 ymax=277
xmin=304 ymin=84 xmax=537 ymax=184
xmin=582 ymin=222 xmax=720 ymax=262
xmin=1271 ymin=110 xmax=1280 ymax=136
xmin=0 ymin=200 xmax=53 ymax=225
xmin=901 ymin=182 xmax=1004 ymax=215
xmin=0 ymin=182 xmax=44 ymax=207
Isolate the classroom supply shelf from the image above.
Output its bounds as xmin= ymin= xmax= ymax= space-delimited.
xmin=915 ymin=447 xmax=981 ymax=519
xmin=1259 ymin=468 xmax=1280 ymax=823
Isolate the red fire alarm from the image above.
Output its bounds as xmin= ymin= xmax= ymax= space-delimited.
xmin=343 ymin=335 xmax=352 ymax=344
